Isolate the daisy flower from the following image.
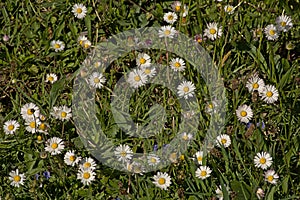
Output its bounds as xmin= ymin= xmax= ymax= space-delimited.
xmin=181 ymin=132 xmax=193 ymax=142
xmin=216 ymin=185 xmax=230 ymax=200
xmin=127 ymin=69 xmax=148 ymax=88
xmin=82 ymin=39 xmax=92 ymax=49
xmin=276 ymin=14 xmax=293 ymax=32
xmin=88 ymin=72 xmax=106 ymax=89
xmin=55 ymin=105 xmax=72 ymax=121
xmin=171 ymin=1 xmax=182 ymax=12
xmin=64 ymin=150 xmax=82 ymax=166
xmin=80 ymin=157 xmax=97 ymax=170
xmin=77 ymin=167 xmax=96 ymax=186
xmin=9 ymin=169 xmax=26 ymax=187
xmin=216 ymin=134 xmax=231 ymax=148
xmin=45 ymin=73 xmax=58 ymax=84
xmin=256 ymin=188 xmax=265 ymax=199
xmin=25 ymin=118 xmax=41 ymax=133
xmin=194 ymin=34 xmax=203 ymax=43
xmin=246 ymin=75 xmax=265 ymax=93
xmin=136 ymin=53 xmax=151 ymax=68
xmin=147 ymin=154 xmax=161 ymax=166
xmin=254 ymin=152 xmax=273 ymax=170
xmin=158 ymin=25 xmax=177 ymax=38
xmin=114 ymin=144 xmax=133 ymax=163
xmin=194 ymin=151 xmax=203 ymax=165
xmin=37 ymin=121 xmax=49 ymax=134
xmin=264 ymin=169 xmax=279 ymax=184
xmin=152 ymin=172 xmax=172 ymax=190
xmin=141 ymin=66 xmax=156 ymax=78
xmin=72 ymin=4 xmax=87 ymax=19
xmin=259 ymin=85 xmax=279 ymax=104
xmin=45 ymin=137 xmax=65 ymax=155
xmin=163 ymin=12 xmax=178 ymax=24
xmin=182 ymin=5 xmax=189 ymax=17
xmin=195 ymin=166 xmax=212 ymax=180
xmin=126 ymin=161 xmax=145 ymax=175
xmin=204 ymin=22 xmax=222 ymax=40
xmin=78 ymin=35 xmax=88 ymax=46
xmin=224 ymin=5 xmax=234 ymax=14
xmin=264 ymin=24 xmax=279 ymax=41
xmin=235 ymin=104 xmax=253 ymax=123
xmin=170 ymin=57 xmax=186 ymax=72
xmin=177 ymin=81 xmax=196 ymax=99
xmin=205 ymin=100 xmax=218 ymax=114
xmin=3 ymin=120 xmax=20 ymax=135
xmin=50 ymin=40 xmax=65 ymax=52
xmin=20 ymin=102 xmax=40 ymax=120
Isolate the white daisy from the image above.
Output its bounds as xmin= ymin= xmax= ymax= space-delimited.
xmin=77 ymin=168 xmax=96 ymax=186
xmin=141 ymin=66 xmax=156 ymax=78
xmin=276 ymin=14 xmax=293 ymax=32
xmin=56 ymin=105 xmax=72 ymax=121
xmin=78 ymin=35 xmax=88 ymax=46
xmin=9 ymin=169 xmax=26 ymax=187
xmin=182 ymin=5 xmax=189 ymax=17
xmin=177 ymin=81 xmax=196 ymax=99
xmin=194 ymin=151 xmax=203 ymax=165
xmin=50 ymin=40 xmax=65 ymax=52
xmin=72 ymin=4 xmax=87 ymax=19
xmin=3 ymin=120 xmax=20 ymax=135
xmin=25 ymin=118 xmax=41 ymax=133
xmin=205 ymin=101 xmax=218 ymax=114
xmin=64 ymin=150 xmax=82 ymax=166
xmin=216 ymin=134 xmax=231 ymax=148
xmin=80 ymin=157 xmax=97 ymax=171
xmin=235 ymin=104 xmax=253 ymax=123
xmin=163 ymin=12 xmax=178 ymax=24
xmin=147 ymin=154 xmax=161 ymax=166
xmin=126 ymin=161 xmax=145 ymax=175
xmin=170 ymin=57 xmax=185 ymax=72
xmin=158 ymin=25 xmax=177 ymax=38
xmin=254 ymin=152 xmax=273 ymax=170
xmin=264 ymin=169 xmax=279 ymax=184
xmin=88 ymin=72 xmax=106 ymax=89
xmin=127 ymin=69 xmax=148 ymax=88
xmin=82 ymin=39 xmax=92 ymax=49
xmin=195 ymin=166 xmax=212 ymax=180
xmin=246 ymin=75 xmax=265 ymax=93
xmin=136 ymin=53 xmax=151 ymax=68
xmin=264 ymin=24 xmax=279 ymax=41
xmin=114 ymin=144 xmax=133 ymax=163
xmin=216 ymin=185 xmax=230 ymax=200
xmin=259 ymin=85 xmax=279 ymax=104
xmin=45 ymin=73 xmax=58 ymax=84
xmin=171 ymin=1 xmax=182 ymax=12
xmin=45 ymin=137 xmax=65 ymax=155
xmin=256 ymin=188 xmax=265 ymax=199
xmin=204 ymin=22 xmax=222 ymax=40
xmin=181 ymin=132 xmax=193 ymax=142
xmin=224 ymin=5 xmax=234 ymax=14
xmin=20 ymin=102 xmax=40 ymax=120
xmin=152 ymin=172 xmax=172 ymax=190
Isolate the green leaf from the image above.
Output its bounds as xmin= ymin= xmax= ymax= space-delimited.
xmin=49 ymin=77 xmax=66 ymax=108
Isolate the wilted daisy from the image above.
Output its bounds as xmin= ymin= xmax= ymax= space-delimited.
xmin=170 ymin=57 xmax=185 ymax=72
xmin=177 ymin=81 xmax=196 ymax=99
xmin=136 ymin=53 xmax=151 ymax=68
xmin=158 ymin=25 xmax=177 ymax=38
xmin=194 ymin=151 xmax=203 ymax=165
xmin=77 ymin=167 xmax=95 ymax=186
xmin=216 ymin=185 xmax=230 ymax=200
xmin=152 ymin=172 xmax=171 ymax=190
xmin=20 ymin=102 xmax=40 ymax=120
xmin=147 ymin=154 xmax=161 ymax=166
xmin=236 ymin=104 xmax=253 ymax=123
xmin=9 ymin=169 xmax=25 ymax=187
xmin=264 ymin=24 xmax=279 ymax=41
xmin=246 ymin=75 xmax=265 ymax=93
xmin=163 ymin=12 xmax=178 ymax=24
xmin=45 ymin=137 xmax=65 ymax=155
xmin=181 ymin=132 xmax=193 ymax=142
xmin=127 ymin=69 xmax=148 ymax=88
xmin=80 ymin=157 xmax=97 ymax=170
xmin=264 ymin=169 xmax=279 ymax=184
xmin=45 ymin=73 xmax=58 ymax=84
xmin=77 ymin=35 xmax=88 ymax=46
xmin=72 ymin=4 xmax=87 ymax=19
xmin=256 ymin=188 xmax=265 ymax=199
xmin=216 ymin=134 xmax=231 ymax=148
xmin=276 ymin=14 xmax=293 ymax=32
xmin=171 ymin=1 xmax=182 ymax=12
xmin=141 ymin=66 xmax=156 ymax=78
xmin=25 ymin=118 xmax=41 ymax=133
xmin=224 ymin=5 xmax=234 ymax=14
xmin=3 ymin=120 xmax=20 ymax=135
xmin=50 ymin=40 xmax=65 ymax=52
xmin=64 ymin=150 xmax=82 ymax=166
xmin=259 ymin=85 xmax=279 ymax=103
xmin=195 ymin=166 xmax=212 ymax=180
xmin=254 ymin=152 xmax=273 ymax=169
xmin=114 ymin=144 xmax=133 ymax=163
xmin=204 ymin=22 xmax=222 ymax=40
xmin=88 ymin=72 xmax=106 ymax=89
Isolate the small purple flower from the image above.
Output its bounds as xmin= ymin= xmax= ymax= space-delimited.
xmin=246 ymin=122 xmax=253 ymax=129
xmin=35 ymin=173 xmax=40 ymax=180
xmin=144 ymin=39 xmax=152 ymax=46
xmin=43 ymin=171 xmax=50 ymax=179
xmin=153 ymin=144 xmax=158 ymax=151
xmin=257 ymin=121 xmax=265 ymax=129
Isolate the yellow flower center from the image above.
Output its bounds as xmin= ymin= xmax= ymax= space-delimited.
xmin=180 ymin=154 xmax=185 ymax=160
xmin=14 ymin=175 xmax=21 ymax=182
xmin=280 ymin=21 xmax=286 ymax=27
xmin=260 ymin=157 xmax=266 ymax=164
xmin=183 ymin=86 xmax=189 ymax=92
xmin=76 ymin=8 xmax=83 ymax=14
xmin=61 ymin=111 xmax=67 ymax=118
xmin=84 ymin=162 xmax=91 ymax=168
xmin=197 ymin=156 xmax=202 ymax=162
xmin=150 ymin=157 xmax=157 ymax=163
xmin=267 ymin=175 xmax=274 ymax=181
xmin=139 ymin=58 xmax=146 ymax=64
xmin=39 ymin=123 xmax=46 ymax=130
xmin=144 ymin=68 xmax=151 ymax=74
xmin=240 ymin=111 xmax=247 ymax=117
xmin=175 ymin=5 xmax=181 ymax=11
xmin=94 ymin=77 xmax=100 ymax=83
xmin=221 ymin=138 xmax=227 ymax=144
xmin=158 ymin=178 xmax=166 ymax=185
xmin=69 ymin=155 xmax=75 ymax=161
xmin=79 ymin=40 xmax=84 ymax=45
xmin=227 ymin=7 xmax=233 ymax=12
xmin=84 ymin=43 xmax=90 ymax=48
xmin=83 ymin=172 xmax=90 ymax=179
xmin=51 ymin=143 xmax=58 ymax=149
xmin=182 ymin=135 xmax=189 ymax=140
xmin=164 ymin=30 xmax=171 ymax=35
xmin=29 ymin=121 xmax=36 ymax=128
xmin=48 ymin=76 xmax=54 ymax=82
xmin=168 ymin=15 xmax=174 ymax=20
xmin=37 ymin=135 xmax=42 ymax=141
xmin=269 ymin=29 xmax=276 ymax=36
xmin=208 ymin=104 xmax=213 ymax=109
xmin=266 ymin=91 xmax=273 ymax=97
xmin=174 ymin=62 xmax=181 ymax=68
xmin=252 ymin=83 xmax=259 ymax=89
xmin=8 ymin=124 xmax=14 ymax=131
xmin=134 ymin=75 xmax=141 ymax=82
xmin=210 ymin=28 xmax=216 ymax=35
xmin=27 ymin=109 xmax=33 ymax=115
xmin=120 ymin=151 xmax=127 ymax=157
xmin=200 ymin=170 xmax=207 ymax=177
xmin=54 ymin=43 xmax=60 ymax=49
